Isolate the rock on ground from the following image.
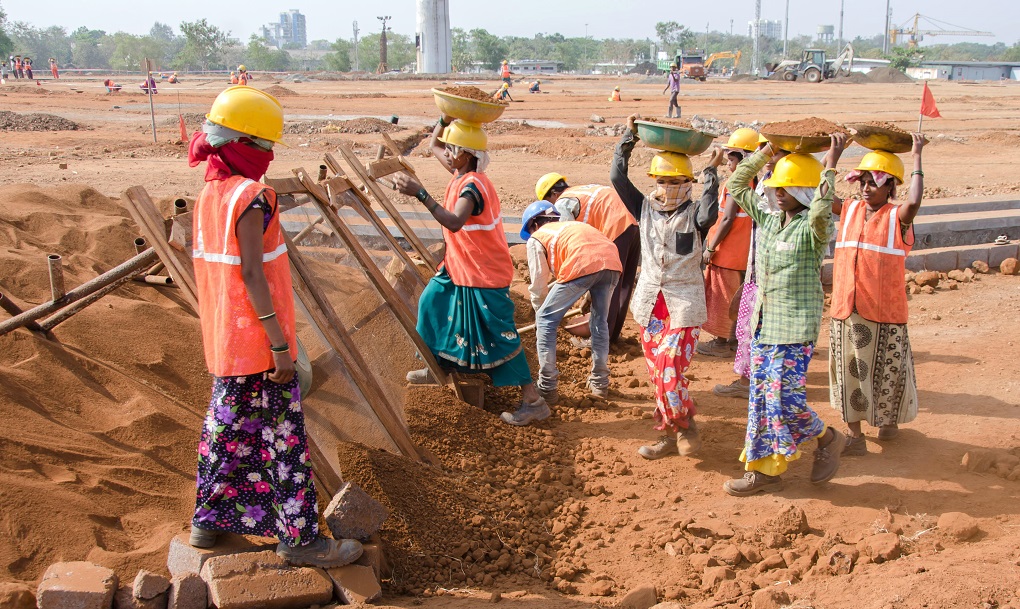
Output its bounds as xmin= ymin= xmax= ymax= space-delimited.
xmin=0 ymin=582 xmax=36 ymax=609
xmin=324 ymin=482 xmax=390 ymax=541
xmin=937 ymin=512 xmax=981 ymax=542
xmin=326 ymin=564 xmax=382 ymax=604
xmin=751 ymin=586 xmax=792 ymax=609
xmin=36 ymin=562 xmax=118 ymax=609
xmin=167 ymin=574 xmax=206 ymax=609
xmin=858 ymin=532 xmax=902 ymax=563
xmin=200 ymin=550 xmax=333 ymax=609
xmin=620 ymin=585 xmax=658 ymax=609
xmin=914 ymin=270 xmax=940 ymax=287
xmin=763 ymin=505 xmax=809 ymax=536
xmin=1000 ymin=257 xmax=1018 ymax=275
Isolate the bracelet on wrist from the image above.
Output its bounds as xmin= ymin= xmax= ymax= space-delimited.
xmin=270 ymin=344 xmax=290 ymax=353
xmin=415 ymin=187 xmax=429 ymax=203
xmin=705 ymin=247 xmax=716 ymax=253
xmin=438 ymin=116 xmax=449 ymax=128
xmin=258 ymin=312 xmax=277 ymax=321
xmin=911 ymin=170 xmax=924 ymax=177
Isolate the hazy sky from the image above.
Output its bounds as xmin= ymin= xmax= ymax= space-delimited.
xmin=5 ymin=0 xmax=1016 ymax=46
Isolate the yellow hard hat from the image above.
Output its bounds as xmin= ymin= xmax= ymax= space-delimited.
xmin=440 ymin=120 xmax=488 ymax=151
xmin=762 ymin=153 xmax=824 ymax=189
xmin=854 ymin=150 xmax=905 ymax=184
xmin=535 ymin=172 xmax=568 ymax=200
xmin=238 ymin=64 xmax=246 ymax=71
xmin=648 ymin=152 xmax=693 ymax=179
xmin=206 ymin=85 xmax=285 ymax=144
xmin=502 ymin=83 xmax=509 ymax=89
xmin=725 ymin=128 xmax=761 ymax=152
xmin=758 ymin=133 xmax=769 ymax=144
xmin=502 ymin=60 xmax=508 ymax=64
xmin=614 ymin=86 xmax=620 ymax=91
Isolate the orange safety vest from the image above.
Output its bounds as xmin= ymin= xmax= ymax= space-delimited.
xmin=501 ymin=64 xmax=510 ymax=78
xmin=559 ymin=184 xmax=637 ymax=241
xmin=192 ymin=176 xmax=296 ymax=377
xmin=441 ymin=172 xmax=514 ymax=289
xmin=610 ymin=90 xmax=621 ymax=101
xmin=831 ymin=200 xmax=914 ymax=324
xmin=532 ymin=221 xmax=622 ymax=283
xmin=238 ymin=72 xmax=249 ymax=86
xmin=705 ymin=185 xmax=752 ymax=271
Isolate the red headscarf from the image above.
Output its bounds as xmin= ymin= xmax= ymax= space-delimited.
xmin=188 ymin=131 xmax=274 ymax=182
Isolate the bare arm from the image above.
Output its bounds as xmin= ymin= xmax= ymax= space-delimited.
xmin=610 ymin=115 xmax=646 ymax=219
xmin=898 ymin=133 xmax=926 ymax=226
xmin=430 ymin=115 xmax=455 ymax=175
xmin=237 ymin=205 xmax=294 ymax=384
xmin=391 ymin=172 xmax=475 ymax=232
xmin=727 ymin=149 xmax=770 ymax=226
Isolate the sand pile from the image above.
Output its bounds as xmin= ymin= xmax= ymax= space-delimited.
xmin=263 ymin=85 xmax=298 ymax=97
xmin=867 ymin=67 xmax=914 ymax=83
xmin=824 ymin=71 xmax=871 ymax=84
xmin=762 ymin=117 xmax=849 ymax=137
xmin=284 ymin=117 xmax=402 ymax=135
xmin=0 ymin=110 xmax=82 ymax=131
xmin=437 ymin=85 xmax=506 ymax=104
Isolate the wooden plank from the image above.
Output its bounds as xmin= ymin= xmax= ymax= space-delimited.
xmin=291 ymin=169 xmax=452 ymax=390
xmin=368 ymin=157 xmax=406 ymax=179
xmin=380 ymin=132 xmax=408 ymax=163
xmin=285 ymin=233 xmax=423 ymax=462
xmin=124 ymin=187 xmax=200 ymax=313
xmin=322 ymin=176 xmax=353 ymax=197
xmin=264 ymin=176 xmax=308 ymax=195
xmin=333 ymin=145 xmax=439 ymax=273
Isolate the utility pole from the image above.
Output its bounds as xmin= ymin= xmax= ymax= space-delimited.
xmin=584 ymin=23 xmax=589 ymax=75
xmin=704 ymin=22 xmax=709 ymax=52
xmin=883 ymin=0 xmax=891 ymax=54
xmin=377 ymin=15 xmax=391 ymax=73
xmin=837 ymin=0 xmax=845 ymax=50
xmin=783 ymin=0 xmax=790 ymax=58
xmin=730 ymin=19 xmax=734 ymax=36
xmin=752 ymin=0 xmax=761 ymax=76
xmin=353 ymin=21 xmax=360 ymax=71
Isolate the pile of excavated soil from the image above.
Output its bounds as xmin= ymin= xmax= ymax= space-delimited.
xmin=974 ymin=131 xmax=1020 ymax=146
xmin=825 ymin=71 xmax=871 ymax=84
xmin=729 ymin=73 xmax=754 ymax=82
xmin=263 ymin=85 xmax=298 ymax=97
xmin=437 ymin=85 xmax=508 ymax=105
xmin=284 ymin=117 xmax=402 ymax=135
xmin=336 ymin=92 xmax=389 ymax=99
xmin=762 ymin=117 xmax=849 ymax=137
xmin=0 ymin=110 xmax=83 ymax=131
xmin=867 ymin=66 xmax=914 ymax=83
xmin=163 ymin=113 xmax=206 ymax=128
xmin=641 ymin=117 xmax=695 ymax=129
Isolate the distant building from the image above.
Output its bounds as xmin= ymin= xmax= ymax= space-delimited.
xmin=262 ymin=9 xmax=307 ymax=49
xmin=748 ymin=20 xmax=783 ymax=40
xmin=908 ymin=61 xmax=1020 ymax=81
xmin=509 ymin=60 xmax=561 ymax=75
xmin=817 ymin=25 xmax=835 ymax=44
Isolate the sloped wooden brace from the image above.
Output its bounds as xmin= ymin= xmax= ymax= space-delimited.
xmin=124 ymin=187 xmax=199 ymax=313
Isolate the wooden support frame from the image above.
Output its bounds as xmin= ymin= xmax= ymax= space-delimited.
xmin=124 ymin=187 xmax=200 ymax=313
xmin=328 ymin=147 xmax=438 ymax=273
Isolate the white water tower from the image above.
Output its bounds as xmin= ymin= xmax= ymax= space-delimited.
xmin=416 ymin=0 xmax=452 ymax=73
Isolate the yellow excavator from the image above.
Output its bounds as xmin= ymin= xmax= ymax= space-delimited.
xmin=705 ymin=51 xmax=741 ymax=74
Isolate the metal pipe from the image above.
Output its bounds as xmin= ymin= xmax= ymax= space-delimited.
xmin=0 ymin=249 xmax=158 ymax=337
xmin=173 ymin=199 xmax=189 ymax=216
xmin=134 ymin=237 xmax=148 ymax=255
xmin=0 ymin=293 xmax=47 ymax=333
xmin=147 ymin=262 xmax=166 ymax=275
xmin=317 ymin=165 xmax=328 ymax=181
xmin=292 ymin=217 xmax=325 ymax=244
xmin=48 ymin=254 xmax=65 ymax=302
xmin=132 ymin=275 xmax=175 ymax=286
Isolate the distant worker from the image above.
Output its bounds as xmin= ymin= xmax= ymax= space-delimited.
xmin=1 ymin=61 xmax=8 ymax=83
xmin=14 ymin=55 xmax=23 ymax=79
xmin=23 ymin=56 xmax=33 ymax=80
xmin=238 ymin=65 xmax=251 ymax=86
xmin=494 ymin=82 xmax=513 ymax=102
xmin=230 ymin=71 xmax=239 ymax=85
xmin=103 ymin=79 xmax=123 ymax=93
xmin=49 ymin=57 xmax=59 ymax=79
xmin=609 ymin=86 xmax=622 ymax=102
xmin=500 ymin=59 xmax=511 ymax=87
xmin=140 ymin=73 xmax=158 ymax=94
xmin=663 ymin=63 xmax=681 ymax=118
xmin=529 ymin=80 xmax=541 ymax=93
xmin=168 ymin=72 xmax=180 ymax=84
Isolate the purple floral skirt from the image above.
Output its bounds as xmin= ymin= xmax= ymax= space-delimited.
xmin=733 ymin=281 xmax=757 ymax=378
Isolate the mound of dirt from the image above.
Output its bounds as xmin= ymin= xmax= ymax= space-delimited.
xmin=867 ymin=66 xmax=914 ymax=83
xmin=163 ymin=113 xmax=206 ymax=128
xmin=825 ymin=71 xmax=871 ymax=84
xmin=762 ymin=117 xmax=849 ymax=137
xmin=628 ymin=62 xmax=657 ymax=75
xmin=729 ymin=73 xmax=754 ymax=82
xmin=263 ymin=85 xmax=298 ymax=97
xmin=283 ymin=117 xmax=402 ymax=135
xmin=974 ymin=131 xmax=1020 ymax=146
xmin=437 ymin=85 xmax=508 ymax=105
xmin=0 ymin=110 xmax=83 ymax=131
xmin=336 ymin=92 xmax=389 ymax=99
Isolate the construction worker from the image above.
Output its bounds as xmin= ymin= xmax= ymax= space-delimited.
xmin=14 ymin=55 xmax=23 ymax=79
xmin=1 ymin=60 xmax=8 ymax=84
xmin=103 ymin=79 xmax=122 ymax=93
xmin=140 ymin=73 xmax=158 ymax=94
xmin=535 ymin=173 xmax=638 ymax=344
xmin=23 ymin=56 xmax=32 ymax=79
xmin=390 ymin=114 xmax=547 ymax=426
xmin=609 ymin=86 xmax=622 ymax=102
xmin=238 ymin=65 xmax=251 ymax=86
xmin=230 ymin=71 xmax=239 ymax=85
xmin=698 ymin=128 xmax=759 ymax=358
xmin=663 ymin=64 xmax=681 ymax=118
xmin=529 ymin=80 xmax=541 ymax=93
xmin=49 ymin=57 xmax=58 ymax=79
xmin=611 ymin=113 xmax=724 ymax=460
xmin=168 ymin=72 xmax=180 ymax=84
xmin=493 ymin=82 xmax=513 ymax=102
xmin=722 ymin=135 xmax=849 ymax=496
xmin=521 ymin=202 xmax=622 ymax=408
xmin=500 ymin=59 xmax=511 ymax=86
xmin=187 ymin=86 xmax=364 ymax=567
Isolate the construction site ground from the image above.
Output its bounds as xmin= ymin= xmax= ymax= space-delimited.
xmin=1 ymin=75 xmax=1019 ymax=609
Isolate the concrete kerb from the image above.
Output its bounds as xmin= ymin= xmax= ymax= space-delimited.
xmin=823 ymin=241 xmax=1019 ymax=284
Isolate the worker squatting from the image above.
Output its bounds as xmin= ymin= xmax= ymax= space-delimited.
xmin=184 ymin=87 xmax=929 ymax=563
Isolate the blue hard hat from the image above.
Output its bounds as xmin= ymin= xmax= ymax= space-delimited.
xmin=520 ymin=200 xmax=557 ymax=240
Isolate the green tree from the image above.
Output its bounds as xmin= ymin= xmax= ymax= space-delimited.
xmin=0 ymin=2 xmax=13 ymax=59
xmin=451 ymin=27 xmax=471 ymax=71
xmin=177 ymin=19 xmax=229 ymax=70
xmin=244 ymin=34 xmax=290 ymax=71
xmin=886 ymin=46 xmax=923 ymax=71
xmin=358 ymin=32 xmax=415 ymax=71
xmin=655 ymin=21 xmax=694 ymax=52
xmin=322 ymin=38 xmax=352 ymax=71
xmin=70 ymin=27 xmax=108 ymax=68
xmin=1003 ymin=43 xmax=1020 ymax=62
xmin=150 ymin=22 xmax=183 ymax=65
xmin=107 ymin=32 xmax=165 ymax=70
xmin=469 ymin=28 xmax=507 ymax=70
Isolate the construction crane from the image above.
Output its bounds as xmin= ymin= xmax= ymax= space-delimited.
xmin=890 ymin=13 xmax=994 ymax=48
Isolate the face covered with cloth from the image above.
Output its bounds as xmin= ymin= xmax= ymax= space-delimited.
xmin=188 ymin=121 xmax=276 ymax=182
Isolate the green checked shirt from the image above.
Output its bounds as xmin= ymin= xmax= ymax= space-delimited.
xmin=727 ymin=150 xmax=836 ymax=345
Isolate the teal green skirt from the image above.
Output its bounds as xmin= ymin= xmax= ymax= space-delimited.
xmin=417 ymin=269 xmax=531 ymax=387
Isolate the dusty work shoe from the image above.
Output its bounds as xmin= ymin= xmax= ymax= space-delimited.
xmin=842 ymin=433 xmax=867 ymax=456
xmin=811 ymin=429 xmax=847 ymax=484
xmin=277 ymin=536 xmax=363 ymax=569
xmin=500 ymin=398 xmax=551 ymax=427
xmin=878 ymin=424 xmax=899 ymax=440
xmin=676 ymin=418 xmax=702 ymax=456
xmin=189 ymin=525 xmax=220 ymax=548
xmin=586 ymin=381 xmax=609 ymax=399
xmin=638 ymin=435 xmax=678 ymax=460
xmin=713 ymin=379 xmax=750 ymax=399
xmin=405 ymin=368 xmax=437 ymax=385
xmin=696 ymin=337 xmax=734 ymax=358
xmin=723 ymin=471 xmax=784 ymax=497
xmin=539 ymin=388 xmax=560 ymax=406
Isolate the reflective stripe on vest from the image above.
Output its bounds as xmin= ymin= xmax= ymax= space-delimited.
xmin=560 ymin=184 xmax=637 ymax=241
xmin=440 ymin=172 xmax=514 ymax=288
xmin=533 ymin=221 xmax=622 ymax=283
xmin=835 ymin=199 xmax=907 ymax=257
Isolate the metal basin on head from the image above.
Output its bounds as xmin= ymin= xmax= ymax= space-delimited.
xmin=847 ymin=123 xmax=926 ymax=154
xmin=634 ymin=120 xmax=715 ymax=155
xmin=432 ymin=88 xmax=506 ymax=124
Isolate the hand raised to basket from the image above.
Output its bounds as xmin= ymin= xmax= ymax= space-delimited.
xmin=911 ymin=132 xmax=926 ymax=157
xmin=706 ymin=146 xmax=726 ymax=168
xmin=627 ymin=114 xmax=641 ymax=136
xmin=824 ymin=133 xmax=848 ymax=169
xmin=391 ymin=171 xmax=423 ymax=198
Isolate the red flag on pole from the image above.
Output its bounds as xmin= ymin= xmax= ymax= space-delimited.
xmin=921 ymin=81 xmax=942 ymax=118
xmin=179 ymin=114 xmax=188 ymax=142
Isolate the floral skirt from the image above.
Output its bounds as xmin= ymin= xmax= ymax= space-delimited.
xmin=733 ymin=281 xmax=757 ymax=379
xmin=740 ymin=331 xmax=826 ymax=476
xmin=641 ymin=293 xmax=700 ymax=433
xmin=193 ymin=373 xmax=319 ymax=547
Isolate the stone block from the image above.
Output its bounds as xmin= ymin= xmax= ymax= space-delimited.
xmin=956 ymin=247 xmax=988 ymax=270
xmin=708 ymin=543 xmax=742 ymax=566
xmin=619 ymin=584 xmax=658 ymax=609
xmin=324 ymin=482 xmax=389 ymax=542
xmin=134 ymin=571 xmax=171 ymax=601
xmin=354 ymin=542 xmax=389 ymax=581
xmin=857 ymin=533 xmax=901 ymax=563
xmin=167 ymin=574 xmax=206 ymax=609
xmin=688 ymin=553 xmax=718 ymax=572
xmin=923 ymin=249 xmax=958 ymax=272
xmin=37 ymin=561 xmax=118 ymax=609
xmin=114 ymin=586 xmax=166 ymax=609
xmin=0 ymin=582 xmax=36 ymax=609
xmin=326 ymin=564 xmax=382 ymax=604
xmin=166 ymin=532 xmax=277 ymax=578
xmin=200 ymin=550 xmax=333 ymax=609
xmin=937 ymin=512 xmax=981 ymax=542
xmin=905 ymin=253 xmax=926 ymax=272
xmin=989 ymin=243 xmax=1019 ymax=267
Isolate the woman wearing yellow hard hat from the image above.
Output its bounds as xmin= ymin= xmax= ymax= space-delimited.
xmin=493 ymin=81 xmax=513 ymax=102
xmin=392 ymin=113 xmax=547 ymax=425
xmin=699 ymin=128 xmax=761 ymax=359
xmin=722 ymin=133 xmax=850 ymax=497
xmin=829 ymin=135 xmax=926 ymax=455
xmin=610 ymin=113 xmax=725 ymax=461
xmin=186 ymin=86 xmax=363 ymax=567
xmin=609 ymin=86 xmax=622 ymax=102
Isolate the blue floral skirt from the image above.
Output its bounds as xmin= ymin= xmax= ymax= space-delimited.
xmin=740 ymin=330 xmax=826 ymax=476
xmin=192 ymin=373 xmax=319 ymax=547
